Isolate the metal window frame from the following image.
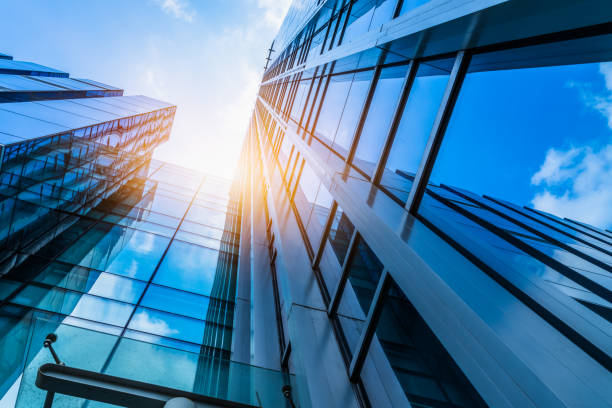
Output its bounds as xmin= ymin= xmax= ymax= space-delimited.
xmin=405 ymin=50 xmax=470 ymax=214
xmin=371 ymin=60 xmax=418 ymax=185
xmin=348 ymin=269 xmax=391 ymax=382
xmin=327 ymin=229 xmax=359 ymax=316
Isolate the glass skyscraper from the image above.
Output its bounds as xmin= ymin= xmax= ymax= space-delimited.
xmin=244 ymin=0 xmax=612 ymax=407
xmin=2 ymin=0 xmax=612 ymax=407
xmin=0 ymin=54 xmax=293 ymax=407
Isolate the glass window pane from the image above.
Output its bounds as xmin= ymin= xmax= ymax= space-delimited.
xmin=34 ymin=262 xmax=145 ymax=303
xmin=314 ymin=73 xmax=354 ymax=145
xmin=57 ymin=225 xmax=170 ymax=281
xmin=337 ymin=236 xmax=384 ymax=355
xmin=128 ymin=307 xmax=204 ymax=344
xmin=141 ymin=284 xmax=211 ymax=320
xmin=354 ymin=64 xmax=409 ymax=175
xmin=154 ymin=240 xmax=233 ymax=297
xmin=372 ymin=280 xmax=487 ymax=407
xmin=327 ymin=204 xmax=355 ymax=265
xmin=294 ymin=160 xmax=321 ymax=237
xmin=398 ymin=0 xmax=430 ymax=16
xmin=381 ymin=59 xmax=452 ymax=202
xmin=331 ymin=70 xmax=374 ymax=156
xmin=185 ymin=205 xmax=228 ymax=229
xmin=430 ymin=49 xmax=611 ymax=224
xmin=340 ymin=235 xmax=384 ymax=314
xmin=341 ymin=0 xmax=376 ymax=44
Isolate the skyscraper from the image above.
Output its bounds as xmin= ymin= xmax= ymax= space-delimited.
xmin=2 ymin=0 xmax=612 ymax=406
xmin=243 ymin=0 xmax=612 ymax=407
xmin=0 ymin=54 xmax=294 ymax=407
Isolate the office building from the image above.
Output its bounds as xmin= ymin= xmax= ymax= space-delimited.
xmin=2 ymin=0 xmax=612 ymax=406
xmin=0 ymin=54 xmax=292 ymax=407
xmin=245 ymin=0 xmax=612 ymax=407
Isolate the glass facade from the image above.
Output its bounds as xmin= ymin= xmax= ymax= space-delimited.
xmin=0 ymin=55 xmax=297 ymax=408
xmin=4 ymin=0 xmax=612 ymax=406
xmin=247 ymin=1 xmax=612 ymax=407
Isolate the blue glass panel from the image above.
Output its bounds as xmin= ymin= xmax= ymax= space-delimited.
xmin=141 ymin=284 xmax=210 ymax=320
xmin=314 ymin=73 xmax=354 ymax=145
xmin=354 ymin=64 xmax=409 ymax=175
xmin=373 ymin=280 xmax=487 ymax=407
xmin=153 ymin=240 xmax=225 ymax=296
xmin=12 ymin=286 xmax=133 ymax=326
xmin=36 ymin=99 xmax=118 ymax=122
xmin=340 ymin=235 xmax=384 ymax=314
xmin=332 ymin=70 xmax=374 ymax=156
xmin=0 ymin=109 xmax=68 ymax=139
xmin=341 ymin=0 xmax=376 ymax=44
xmin=0 ymin=74 xmax=60 ymax=91
xmin=430 ymin=52 xmax=612 ymax=231
xmin=327 ymin=204 xmax=355 ymax=265
xmin=185 ymin=205 xmax=228 ymax=229
xmin=382 ymin=60 xmax=451 ymax=201
xmin=398 ymin=0 xmax=430 ymax=16
xmin=57 ymin=224 xmax=170 ymax=281
xmin=33 ymin=262 xmax=145 ymax=303
xmin=128 ymin=307 xmax=204 ymax=344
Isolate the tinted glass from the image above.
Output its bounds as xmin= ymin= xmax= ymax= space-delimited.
xmin=354 ymin=64 xmax=409 ymax=175
xmin=381 ymin=59 xmax=452 ymax=202
xmin=153 ymin=240 xmax=226 ymax=297
xmin=372 ymin=280 xmax=487 ymax=407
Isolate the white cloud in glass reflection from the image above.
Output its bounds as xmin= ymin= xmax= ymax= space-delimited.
xmin=531 ymin=63 xmax=612 ymax=229
xmin=130 ymin=310 xmax=179 ymax=337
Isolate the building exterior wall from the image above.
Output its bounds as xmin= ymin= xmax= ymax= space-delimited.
xmin=245 ymin=0 xmax=612 ymax=407
xmin=0 ymin=55 xmax=293 ymax=408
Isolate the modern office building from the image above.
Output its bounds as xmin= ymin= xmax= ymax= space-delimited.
xmin=0 ymin=54 xmax=295 ymax=407
xmin=244 ymin=0 xmax=612 ymax=407
xmin=2 ymin=0 xmax=612 ymax=406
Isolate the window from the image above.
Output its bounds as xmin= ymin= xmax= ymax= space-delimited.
xmin=380 ymin=58 xmax=453 ymax=203
xmin=154 ymin=240 xmax=234 ymax=298
xmin=353 ymin=64 xmax=410 ymax=176
xmin=337 ymin=236 xmax=384 ymax=354
xmin=371 ymin=280 xmax=487 ymax=407
xmin=313 ymin=70 xmax=374 ymax=159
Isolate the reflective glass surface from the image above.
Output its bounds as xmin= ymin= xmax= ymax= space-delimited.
xmin=431 ymin=52 xmax=612 ymax=223
xmin=58 ymin=225 xmax=170 ymax=281
xmin=372 ymin=280 xmax=487 ymax=407
xmin=354 ymin=64 xmax=409 ymax=175
xmin=314 ymin=70 xmax=373 ymax=157
xmin=153 ymin=240 xmax=225 ymax=297
xmin=381 ymin=59 xmax=451 ymax=202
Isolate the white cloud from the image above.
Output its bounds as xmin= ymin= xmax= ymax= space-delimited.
xmin=531 ymin=145 xmax=612 ymax=228
xmin=131 ymin=310 xmax=179 ymax=337
xmin=531 ymin=62 xmax=612 ymax=229
xmin=153 ymin=0 xmax=196 ymax=23
xmin=531 ymin=147 xmax=582 ymax=186
xmin=255 ymin=0 xmax=292 ymax=30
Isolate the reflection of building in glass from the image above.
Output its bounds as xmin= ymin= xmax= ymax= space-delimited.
xmin=245 ymin=0 xmax=612 ymax=407
xmin=0 ymin=54 xmax=293 ymax=407
xmin=3 ymin=0 xmax=612 ymax=406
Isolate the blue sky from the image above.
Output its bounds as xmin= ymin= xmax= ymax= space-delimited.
xmin=0 ymin=0 xmax=291 ymax=178
xmin=431 ymin=61 xmax=612 ymax=229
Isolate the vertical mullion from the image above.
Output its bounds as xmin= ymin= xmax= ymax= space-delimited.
xmin=304 ymin=63 xmax=332 ymax=140
xmin=327 ymin=230 xmax=359 ymax=316
xmin=372 ymin=60 xmax=417 ymax=185
xmin=298 ymin=65 xmax=321 ymax=131
xmin=345 ymin=64 xmax=383 ymax=167
xmin=348 ymin=269 xmax=391 ymax=382
xmin=312 ymin=201 xmax=338 ymax=269
xmin=405 ymin=50 xmax=470 ymax=214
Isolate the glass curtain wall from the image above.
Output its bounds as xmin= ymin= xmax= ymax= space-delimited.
xmin=0 ymin=161 xmax=243 ymax=402
xmin=251 ymin=2 xmax=612 ymax=405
